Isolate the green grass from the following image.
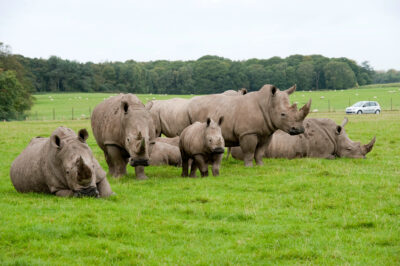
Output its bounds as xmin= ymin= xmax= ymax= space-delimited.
xmin=26 ymin=84 xmax=400 ymax=120
xmin=1 ymin=87 xmax=400 ymax=264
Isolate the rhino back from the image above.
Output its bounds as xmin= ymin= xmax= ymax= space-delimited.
xmin=10 ymin=137 xmax=50 ymax=193
xmin=188 ymin=92 xmax=267 ymax=145
xmin=151 ymin=98 xmax=191 ymax=137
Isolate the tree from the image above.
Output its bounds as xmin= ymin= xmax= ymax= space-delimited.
xmin=0 ymin=70 xmax=33 ymax=120
xmin=296 ymin=62 xmax=314 ymax=90
xmin=324 ymin=61 xmax=356 ymax=89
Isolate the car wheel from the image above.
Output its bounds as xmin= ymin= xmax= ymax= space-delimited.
xmin=375 ymin=110 xmax=380 ymax=114
xmin=357 ymin=110 xmax=362 ymax=114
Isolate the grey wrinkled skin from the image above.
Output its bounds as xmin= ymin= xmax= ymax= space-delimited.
xmin=10 ymin=127 xmax=113 ymax=198
xmin=149 ymin=141 xmax=182 ymax=166
xmin=229 ymin=118 xmax=376 ymax=160
xmin=145 ymin=98 xmax=191 ymax=138
xmin=155 ymin=136 xmax=180 ymax=147
xmin=180 ymin=117 xmax=225 ymax=178
xmin=145 ymin=89 xmax=247 ymax=138
xmin=187 ymin=84 xmax=311 ymax=167
xmin=222 ymin=88 xmax=248 ymax=96
xmin=91 ymin=94 xmax=155 ymax=179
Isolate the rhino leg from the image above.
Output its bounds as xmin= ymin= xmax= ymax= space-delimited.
xmin=181 ymin=151 xmax=190 ymax=177
xmin=189 ymin=159 xmax=198 ymax=178
xmin=135 ymin=166 xmax=148 ymax=180
xmin=255 ymin=138 xmax=269 ymax=166
xmin=240 ymin=134 xmax=258 ymax=167
xmin=97 ymin=178 xmax=113 ymax=197
xmin=211 ymin=153 xmax=223 ymax=176
xmin=55 ymin=189 xmax=74 ymax=197
xmin=105 ymin=145 xmax=128 ymax=177
xmin=194 ymin=155 xmax=208 ymax=177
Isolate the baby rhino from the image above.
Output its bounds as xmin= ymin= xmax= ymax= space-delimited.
xmin=180 ymin=117 xmax=225 ymax=177
xmin=10 ymin=127 xmax=113 ymax=198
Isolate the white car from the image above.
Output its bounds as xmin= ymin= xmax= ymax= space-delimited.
xmin=346 ymin=101 xmax=381 ymax=114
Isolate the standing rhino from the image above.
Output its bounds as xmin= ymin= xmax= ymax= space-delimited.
xmin=149 ymin=141 xmax=182 ymax=166
xmin=180 ymin=117 xmax=225 ymax=177
xmin=145 ymin=98 xmax=191 ymax=138
xmin=91 ymin=94 xmax=155 ymax=179
xmin=187 ymin=84 xmax=311 ymax=166
xmin=145 ymin=89 xmax=247 ymax=138
xmin=229 ymin=118 xmax=376 ymax=160
xmin=10 ymin=127 xmax=113 ymax=197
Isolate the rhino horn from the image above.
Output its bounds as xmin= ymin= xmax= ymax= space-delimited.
xmin=136 ymin=131 xmax=142 ymax=140
xmin=341 ymin=117 xmax=349 ymax=128
xmin=285 ymin=84 xmax=296 ymax=95
xmin=139 ymin=138 xmax=146 ymax=153
xmin=299 ymin=99 xmax=312 ymax=119
xmin=77 ymin=156 xmax=92 ymax=182
xmin=363 ymin=136 xmax=376 ymax=155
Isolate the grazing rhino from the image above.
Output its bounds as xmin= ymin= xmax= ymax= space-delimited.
xmin=10 ymin=127 xmax=113 ymax=197
xmin=229 ymin=118 xmax=376 ymax=160
xmin=187 ymin=84 xmax=311 ymax=166
xmin=180 ymin=117 xmax=225 ymax=177
xmin=149 ymin=141 xmax=182 ymax=166
xmin=222 ymin=88 xmax=248 ymax=96
xmin=91 ymin=94 xmax=155 ymax=179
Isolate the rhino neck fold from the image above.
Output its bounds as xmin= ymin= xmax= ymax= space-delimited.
xmin=320 ymin=126 xmax=338 ymax=157
xmin=257 ymin=99 xmax=277 ymax=134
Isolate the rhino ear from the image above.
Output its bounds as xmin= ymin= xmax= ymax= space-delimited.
xmin=240 ymin=88 xmax=248 ymax=95
xmin=206 ymin=118 xmax=211 ymax=127
xmin=218 ymin=116 xmax=224 ymax=126
xmin=78 ymin=129 xmax=89 ymax=143
xmin=271 ymin=86 xmax=277 ymax=96
xmin=51 ymin=134 xmax=63 ymax=149
xmin=336 ymin=125 xmax=342 ymax=135
xmin=121 ymin=101 xmax=129 ymax=114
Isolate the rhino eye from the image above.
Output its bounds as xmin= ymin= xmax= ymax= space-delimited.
xmin=127 ymin=138 xmax=130 ymax=142
xmin=281 ymin=113 xmax=286 ymax=117
xmin=66 ymin=170 xmax=70 ymax=174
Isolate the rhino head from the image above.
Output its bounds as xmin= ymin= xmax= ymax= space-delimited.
xmin=335 ymin=117 xmax=376 ymax=158
xmin=51 ymin=128 xmax=99 ymax=197
xmin=205 ymin=117 xmax=225 ymax=154
xmin=121 ymin=101 xmax=154 ymax=167
xmin=267 ymin=84 xmax=312 ymax=135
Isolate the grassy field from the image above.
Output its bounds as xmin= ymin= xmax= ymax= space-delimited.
xmin=1 ymin=87 xmax=399 ymax=264
xmin=26 ymin=84 xmax=400 ymax=121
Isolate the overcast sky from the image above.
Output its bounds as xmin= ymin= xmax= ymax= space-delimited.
xmin=1 ymin=0 xmax=399 ymax=70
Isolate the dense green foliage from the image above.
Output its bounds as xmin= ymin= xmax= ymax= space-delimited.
xmin=1 ymin=41 xmax=382 ymax=94
xmin=1 ymin=108 xmax=399 ymax=264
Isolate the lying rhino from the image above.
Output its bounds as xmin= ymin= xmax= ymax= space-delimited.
xmin=149 ymin=141 xmax=182 ymax=166
xmin=10 ymin=127 xmax=113 ymax=197
xmin=180 ymin=117 xmax=225 ymax=177
xmin=155 ymin=136 xmax=179 ymax=147
xmin=229 ymin=118 xmax=376 ymax=160
xmin=187 ymin=84 xmax=311 ymax=166
xmin=91 ymin=94 xmax=155 ymax=179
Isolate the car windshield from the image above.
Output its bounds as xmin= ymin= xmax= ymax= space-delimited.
xmin=352 ymin=102 xmax=366 ymax=107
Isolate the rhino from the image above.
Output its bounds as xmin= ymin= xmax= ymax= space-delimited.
xmin=149 ymin=141 xmax=182 ymax=166
xmin=154 ymin=136 xmax=179 ymax=147
xmin=229 ymin=118 xmax=376 ymax=160
xmin=145 ymin=89 xmax=247 ymax=138
xmin=187 ymin=84 xmax=311 ymax=166
xmin=10 ymin=127 xmax=113 ymax=197
xmin=222 ymin=88 xmax=248 ymax=96
xmin=91 ymin=94 xmax=155 ymax=179
xmin=180 ymin=117 xmax=225 ymax=177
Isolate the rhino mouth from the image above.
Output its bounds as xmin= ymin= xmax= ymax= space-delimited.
xmin=130 ymin=159 xmax=149 ymax=167
xmin=74 ymin=187 xmax=99 ymax=198
xmin=212 ymin=147 xmax=225 ymax=154
xmin=289 ymin=127 xmax=305 ymax=135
